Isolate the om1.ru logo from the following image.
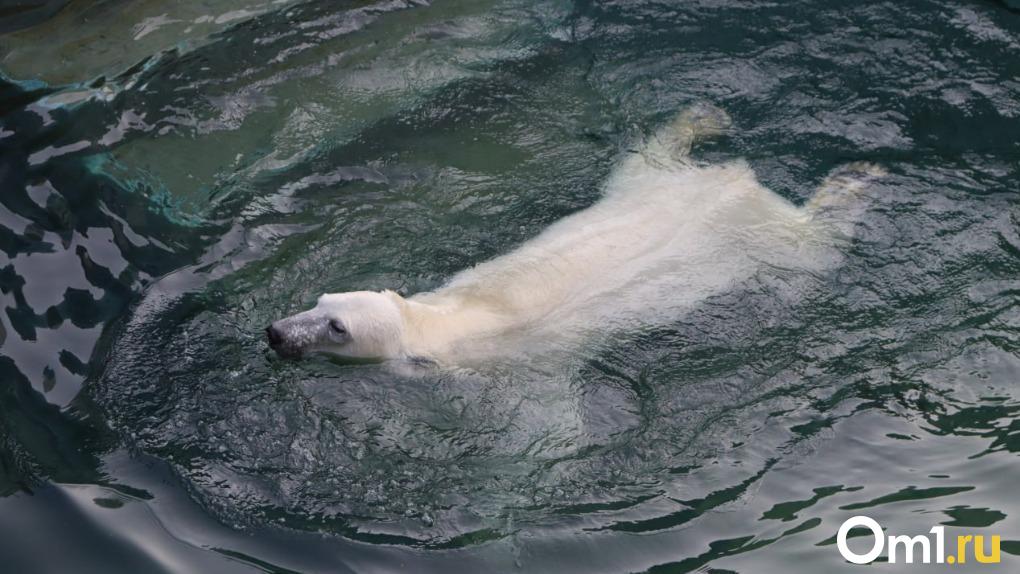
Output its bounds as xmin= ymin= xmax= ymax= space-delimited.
xmin=838 ymin=516 xmax=1001 ymax=565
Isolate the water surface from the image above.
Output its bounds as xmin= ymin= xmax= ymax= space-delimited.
xmin=2 ymin=0 xmax=1020 ymax=571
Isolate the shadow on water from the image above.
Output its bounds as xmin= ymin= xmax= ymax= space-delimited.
xmin=2 ymin=0 xmax=1020 ymax=572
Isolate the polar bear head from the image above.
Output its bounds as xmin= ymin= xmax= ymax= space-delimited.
xmin=266 ymin=291 xmax=406 ymax=361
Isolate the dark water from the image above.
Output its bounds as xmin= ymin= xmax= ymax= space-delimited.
xmin=2 ymin=0 xmax=1020 ymax=571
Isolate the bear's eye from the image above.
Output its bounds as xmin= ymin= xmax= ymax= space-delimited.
xmin=329 ymin=320 xmax=347 ymax=336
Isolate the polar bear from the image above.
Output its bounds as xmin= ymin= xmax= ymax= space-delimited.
xmin=266 ymin=104 xmax=884 ymax=362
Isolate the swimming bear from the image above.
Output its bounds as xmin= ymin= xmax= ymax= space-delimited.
xmin=266 ymin=103 xmax=884 ymax=362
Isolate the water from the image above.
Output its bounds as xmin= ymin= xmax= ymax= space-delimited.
xmin=1 ymin=0 xmax=1019 ymax=571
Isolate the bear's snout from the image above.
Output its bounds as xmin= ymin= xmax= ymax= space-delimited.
xmin=266 ymin=324 xmax=300 ymax=358
xmin=265 ymin=324 xmax=282 ymax=345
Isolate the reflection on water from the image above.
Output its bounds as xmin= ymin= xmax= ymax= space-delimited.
xmin=2 ymin=0 xmax=1020 ymax=571
xmin=93 ymin=0 xmax=572 ymax=223
xmin=0 ymin=0 xmax=305 ymax=85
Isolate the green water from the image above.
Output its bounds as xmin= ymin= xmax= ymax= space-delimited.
xmin=1 ymin=0 xmax=1019 ymax=571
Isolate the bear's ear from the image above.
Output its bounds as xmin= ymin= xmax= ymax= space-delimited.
xmin=381 ymin=289 xmax=407 ymax=308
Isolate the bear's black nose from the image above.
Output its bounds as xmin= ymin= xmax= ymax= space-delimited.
xmin=265 ymin=325 xmax=283 ymax=347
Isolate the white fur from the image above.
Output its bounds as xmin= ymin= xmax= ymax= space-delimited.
xmin=276 ymin=106 xmax=881 ymax=361
xmin=315 ymin=292 xmax=407 ymax=359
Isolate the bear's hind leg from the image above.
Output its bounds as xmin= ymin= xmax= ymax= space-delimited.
xmin=641 ymin=102 xmax=732 ymax=166
xmin=805 ymin=161 xmax=887 ymax=239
